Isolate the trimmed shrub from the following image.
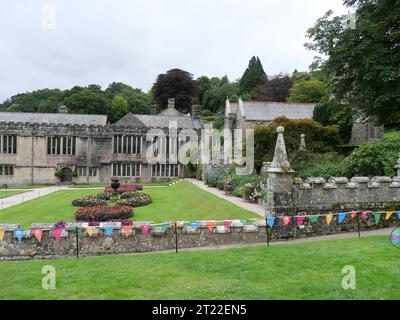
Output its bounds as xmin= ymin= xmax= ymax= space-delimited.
xmin=75 ymin=206 xmax=133 ymax=222
xmin=116 ymin=192 xmax=152 ymax=207
xmin=72 ymin=194 xmax=107 ymax=207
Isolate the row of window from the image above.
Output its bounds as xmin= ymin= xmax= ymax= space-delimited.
xmin=112 ymin=163 xmax=141 ymax=177
xmin=0 ymin=135 xmax=17 ymax=154
xmin=151 ymin=164 xmax=180 ymax=178
xmin=47 ymin=136 xmax=76 ymax=155
xmin=0 ymin=165 xmax=14 ymax=176
xmin=77 ymin=167 xmax=98 ymax=177
xmin=113 ymin=135 xmax=143 ymax=155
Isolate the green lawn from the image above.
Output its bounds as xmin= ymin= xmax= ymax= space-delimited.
xmin=0 ymin=190 xmax=28 ymax=199
xmin=0 ymin=236 xmax=398 ymax=300
xmin=0 ymin=181 xmax=257 ymax=227
xmin=385 ymin=129 xmax=400 ymax=139
xmin=71 ymin=180 xmax=179 ymax=188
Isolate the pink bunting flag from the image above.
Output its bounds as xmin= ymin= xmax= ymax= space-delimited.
xmin=361 ymin=211 xmax=369 ymax=219
xmin=224 ymin=221 xmax=233 ymax=230
xmin=122 ymin=226 xmax=132 ymax=238
xmin=351 ymin=211 xmax=358 ymax=220
xmin=207 ymin=222 xmax=216 ymax=232
xmin=142 ymin=224 xmax=150 ymax=235
xmin=52 ymin=228 xmax=63 ymax=243
xmin=33 ymin=229 xmax=43 ymax=243
xmin=296 ymin=216 xmax=305 ymax=226
xmin=283 ymin=216 xmax=291 ymax=226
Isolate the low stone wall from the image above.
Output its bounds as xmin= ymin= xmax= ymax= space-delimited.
xmin=0 ymin=216 xmax=398 ymax=261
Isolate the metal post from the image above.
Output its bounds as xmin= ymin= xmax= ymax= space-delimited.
xmin=76 ymin=227 xmax=79 ymax=259
xmin=175 ymin=222 xmax=179 ymax=254
xmin=357 ymin=211 xmax=361 ymax=238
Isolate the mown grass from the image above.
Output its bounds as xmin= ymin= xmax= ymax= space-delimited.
xmin=0 ymin=181 xmax=257 ymax=227
xmin=0 ymin=236 xmax=398 ymax=300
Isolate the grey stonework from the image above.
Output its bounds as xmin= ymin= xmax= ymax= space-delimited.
xmin=265 ymin=126 xmax=400 ymax=215
xmin=349 ymin=117 xmax=384 ymax=146
xmin=0 ymin=216 xmax=397 ymax=260
xmin=0 ymin=102 xmax=201 ymax=185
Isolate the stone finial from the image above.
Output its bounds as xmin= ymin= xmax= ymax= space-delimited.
xmin=192 ymin=105 xmax=201 ymax=120
xmin=58 ymin=105 xmax=68 ymax=113
xmin=149 ymin=104 xmax=157 ymax=115
xmin=168 ymin=98 xmax=175 ymax=109
xmin=299 ymin=134 xmax=306 ymax=151
xmin=269 ymin=126 xmax=292 ymax=171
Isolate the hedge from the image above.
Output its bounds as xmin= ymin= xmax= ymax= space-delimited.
xmin=75 ymin=206 xmax=133 ymax=222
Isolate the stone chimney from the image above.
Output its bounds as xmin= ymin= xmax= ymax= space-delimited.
xmin=58 ymin=105 xmax=68 ymax=113
xmin=192 ymin=105 xmax=201 ymax=120
xmin=299 ymin=134 xmax=306 ymax=151
xmin=149 ymin=104 xmax=157 ymax=115
xmin=168 ymin=98 xmax=175 ymax=109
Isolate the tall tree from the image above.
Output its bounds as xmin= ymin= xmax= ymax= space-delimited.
xmin=63 ymin=86 xmax=110 ymax=115
xmin=152 ymin=69 xmax=196 ymax=113
xmin=109 ymin=95 xmax=129 ymax=123
xmin=288 ymin=80 xmax=328 ymax=103
xmin=306 ymin=0 xmax=400 ymax=125
xmin=239 ymin=56 xmax=268 ymax=94
xmin=251 ymin=73 xmax=293 ymax=102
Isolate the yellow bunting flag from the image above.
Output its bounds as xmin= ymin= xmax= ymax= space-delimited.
xmin=326 ymin=213 xmax=334 ymax=225
xmin=386 ymin=212 xmax=394 ymax=221
xmin=0 ymin=229 xmax=5 ymax=242
xmin=85 ymin=227 xmax=96 ymax=237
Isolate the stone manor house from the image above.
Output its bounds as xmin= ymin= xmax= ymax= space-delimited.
xmin=0 ymin=99 xmax=201 ymax=186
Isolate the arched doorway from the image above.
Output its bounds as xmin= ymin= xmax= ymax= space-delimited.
xmin=61 ymin=167 xmax=72 ymax=183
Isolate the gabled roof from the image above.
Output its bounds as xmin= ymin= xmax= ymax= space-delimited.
xmin=231 ymin=101 xmax=316 ymax=121
xmin=0 ymin=112 xmax=107 ymax=126
xmin=158 ymin=106 xmax=187 ymax=117
xmin=115 ymin=112 xmax=201 ymax=129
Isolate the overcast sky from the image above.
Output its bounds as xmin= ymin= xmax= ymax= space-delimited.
xmin=0 ymin=0 xmax=348 ymax=102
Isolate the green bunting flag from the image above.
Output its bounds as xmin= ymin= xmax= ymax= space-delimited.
xmin=374 ymin=212 xmax=381 ymax=225
xmin=309 ymin=215 xmax=319 ymax=223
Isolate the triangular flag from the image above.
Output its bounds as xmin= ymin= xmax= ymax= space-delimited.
xmin=15 ymin=229 xmax=24 ymax=242
xmin=296 ymin=216 xmax=305 ymax=226
xmin=191 ymin=222 xmax=198 ymax=231
xmin=122 ymin=226 xmax=132 ymax=238
xmin=283 ymin=216 xmax=291 ymax=226
xmin=160 ymin=224 xmax=169 ymax=232
xmin=52 ymin=228 xmax=62 ymax=242
xmin=398 ymin=211 xmax=400 ymax=219
xmin=309 ymin=215 xmax=318 ymax=223
xmin=267 ymin=217 xmax=275 ymax=228
xmin=224 ymin=221 xmax=232 ymax=230
xmin=75 ymin=227 xmax=84 ymax=235
xmin=33 ymin=229 xmax=43 ymax=242
xmin=351 ymin=211 xmax=358 ymax=220
xmin=361 ymin=211 xmax=369 ymax=219
xmin=85 ymin=227 xmax=96 ymax=237
xmin=338 ymin=213 xmax=346 ymax=224
xmin=386 ymin=212 xmax=394 ymax=221
xmin=241 ymin=219 xmax=248 ymax=225
xmin=207 ymin=222 xmax=216 ymax=232
xmin=326 ymin=213 xmax=334 ymax=225
xmin=0 ymin=229 xmax=5 ymax=242
xmin=104 ymin=226 xmax=114 ymax=236
xmin=142 ymin=224 xmax=150 ymax=235
xmin=374 ymin=212 xmax=381 ymax=225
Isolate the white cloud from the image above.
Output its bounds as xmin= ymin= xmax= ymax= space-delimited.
xmin=0 ymin=0 xmax=347 ymax=101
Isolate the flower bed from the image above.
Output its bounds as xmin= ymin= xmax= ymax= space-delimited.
xmin=104 ymin=185 xmax=143 ymax=193
xmin=116 ymin=192 xmax=152 ymax=207
xmin=75 ymin=206 xmax=133 ymax=222
xmin=72 ymin=192 xmax=114 ymax=207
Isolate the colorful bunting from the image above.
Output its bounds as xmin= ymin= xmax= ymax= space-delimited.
xmin=85 ymin=227 xmax=96 ymax=237
xmin=191 ymin=222 xmax=198 ymax=231
xmin=326 ymin=213 xmax=334 ymax=225
xmin=0 ymin=229 xmax=5 ymax=242
xmin=267 ymin=217 xmax=275 ymax=228
xmin=398 ymin=212 xmax=400 ymax=220
xmin=207 ymin=222 xmax=216 ymax=232
xmin=32 ymin=229 xmax=43 ymax=242
xmin=52 ymin=228 xmax=62 ymax=242
xmin=142 ymin=224 xmax=150 ymax=235
xmin=14 ymin=229 xmax=24 ymax=242
xmin=386 ymin=212 xmax=394 ymax=221
xmin=374 ymin=212 xmax=381 ymax=225
xmin=351 ymin=211 xmax=358 ymax=220
xmin=309 ymin=215 xmax=318 ymax=223
xmin=122 ymin=226 xmax=132 ymax=238
xmin=338 ymin=213 xmax=346 ymax=224
xmin=104 ymin=226 xmax=114 ymax=236
xmin=224 ymin=221 xmax=232 ymax=230
xmin=283 ymin=216 xmax=291 ymax=226
xmin=296 ymin=216 xmax=305 ymax=226
xmin=75 ymin=227 xmax=84 ymax=235
xmin=360 ymin=211 xmax=369 ymax=220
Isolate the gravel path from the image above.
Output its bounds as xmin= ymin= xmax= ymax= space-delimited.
xmin=188 ymin=179 xmax=265 ymax=217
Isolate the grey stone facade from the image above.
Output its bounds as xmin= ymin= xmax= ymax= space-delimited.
xmin=0 ymin=99 xmax=202 ymax=186
xmin=349 ymin=117 xmax=384 ymax=145
xmin=264 ymin=127 xmax=400 ymax=215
